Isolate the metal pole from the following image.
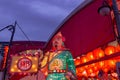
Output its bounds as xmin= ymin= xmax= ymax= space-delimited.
xmin=0 ymin=25 xmax=13 ymax=32
xmin=112 ymin=0 xmax=120 ymax=79
xmin=112 ymin=0 xmax=120 ymax=40
xmin=3 ymin=21 xmax=16 ymax=80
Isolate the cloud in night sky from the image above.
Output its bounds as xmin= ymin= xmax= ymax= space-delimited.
xmin=0 ymin=0 xmax=84 ymax=42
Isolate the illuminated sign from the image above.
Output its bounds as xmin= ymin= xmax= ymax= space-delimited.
xmin=10 ymin=56 xmax=38 ymax=73
xmin=17 ymin=57 xmax=32 ymax=71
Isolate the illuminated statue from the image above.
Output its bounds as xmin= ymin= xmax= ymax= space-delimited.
xmin=41 ymin=32 xmax=77 ymax=80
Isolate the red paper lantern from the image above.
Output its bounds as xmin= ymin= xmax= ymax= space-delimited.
xmin=93 ymin=66 xmax=98 ymax=72
xmin=79 ymin=67 xmax=85 ymax=73
xmin=93 ymin=48 xmax=104 ymax=59
xmin=103 ymin=67 xmax=109 ymax=73
xmin=106 ymin=60 xmax=116 ymax=68
xmin=104 ymin=46 xmax=115 ymax=55
xmin=81 ymin=56 xmax=88 ymax=63
xmin=86 ymin=52 xmax=94 ymax=61
xmin=97 ymin=61 xmax=105 ymax=69
xmin=87 ymin=68 xmax=93 ymax=75
xmin=74 ymin=58 xmax=81 ymax=66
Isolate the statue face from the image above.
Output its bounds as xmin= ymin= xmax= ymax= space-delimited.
xmin=52 ymin=36 xmax=63 ymax=49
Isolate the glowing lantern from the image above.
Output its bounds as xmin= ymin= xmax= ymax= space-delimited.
xmin=4 ymin=46 xmax=9 ymax=53
xmin=104 ymin=46 xmax=115 ymax=55
xmin=87 ymin=68 xmax=93 ymax=75
xmin=76 ymin=68 xmax=82 ymax=77
xmin=77 ymin=67 xmax=85 ymax=73
xmin=86 ymin=52 xmax=94 ymax=61
xmin=74 ymin=58 xmax=81 ymax=66
xmin=103 ymin=67 xmax=109 ymax=73
xmin=93 ymin=66 xmax=98 ymax=72
xmin=76 ymin=68 xmax=84 ymax=77
xmin=81 ymin=56 xmax=88 ymax=63
xmin=2 ymin=46 xmax=9 ymax=69
xmin=82 ymin=70 xmax=87 ymax=77
xmin=97 ymin=61 xmax=104 ymax=69
xmin=93 ymin=48 xmax=104 ymax=59
xmin=106 ymin=60 xmax=116 ymax=68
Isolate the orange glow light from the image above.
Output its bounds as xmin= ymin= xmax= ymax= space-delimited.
xmin=93 ymin=48 xmax=104 ymax=59
xmin=81 ymin=56 xmax=88 ymax=63
xmin=98 ymin=61 xmax=104 ymax=69
xmin=87 ymin=52 xmax=94 ymax=61
xmin=105 ymin=46 xmax=115 ymax=55
xmin=74 ymin=58 xmax=81 ymax=66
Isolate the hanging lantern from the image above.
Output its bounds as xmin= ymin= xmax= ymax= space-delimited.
xmin=106 ymin=59 xmax=116 ymax=68
xmin=91 ymin=63 xmax=98 ymax=72
xmin=97 ymin=61 xmax=105 ymax=69
xmin=86 ymin=52 xmax=94 ymax=61
xmin=103 ymin=67 xmax=109 ymax=73
xmin=82 ymin=70 xmax=87 ymax=77
xmin=77 ymin=67 xmax=85 ymax=73
xmin=104 ymin=46 xmax=115 ymax=55
xmin=87 ymin=68 xmax=93 ymax=76
xmin=74 ymin=58 xmax=81 ymax=66
xmin=76 ymin=67 xmax=84 ymax=77
xmin=76 ymin=68 xmax=82 ymax=77
xmin=81 ymin=56 xmax=88 ymax=63
xmin=93 ymin=66 xmax=98 ymax=72
xmin=93 ymin=48 xmax=104 ymax=59
xmin=76 ymin=68 xmax=79 ymax=74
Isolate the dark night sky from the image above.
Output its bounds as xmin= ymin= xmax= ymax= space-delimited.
xmin=0 ymin=0 xmax=84 ymax=42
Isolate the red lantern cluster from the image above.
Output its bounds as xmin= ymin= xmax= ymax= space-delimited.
xmin=75 ymin=44 xmax=120 ymax=78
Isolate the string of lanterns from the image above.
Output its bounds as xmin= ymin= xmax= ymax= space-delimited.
xmin=74 ymin=41 xmax=120 ymax=78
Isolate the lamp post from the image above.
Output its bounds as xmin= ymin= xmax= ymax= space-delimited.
xmin=98 ymin=0 xmax=120 ymax=78
xmin=98 ymin=0 xmax=120 ymax=39
xmin=0 ymin=21 xmax=16 ymax=80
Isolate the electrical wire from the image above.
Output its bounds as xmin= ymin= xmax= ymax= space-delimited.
xmin=16 ymin=22 xmax=34 ymax=46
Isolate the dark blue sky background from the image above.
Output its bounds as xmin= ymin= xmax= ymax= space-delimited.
xmin=0 ymin=0 xmax=84 ymax=42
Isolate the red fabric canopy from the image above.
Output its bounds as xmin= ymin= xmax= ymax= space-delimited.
xmin=45 ymin=0 xmax=116 ymax=58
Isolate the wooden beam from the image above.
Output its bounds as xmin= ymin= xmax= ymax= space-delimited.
xmin=76 ymin=52 xmax=120 ymax=68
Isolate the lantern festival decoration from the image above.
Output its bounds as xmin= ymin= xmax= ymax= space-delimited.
xmin=93 ymin=48 xmax=104 ymax=59
xmin=75 ymin=42 xmax=120 ymax=78
xmin=74 ymin=57 xmax=81 ymax=66
xmin=86 ymin=68 xmax=93 ymax=75
xmin=106 ymin=59 xmax=116 ymax=68
xmin=104 ymin=46 xmax=115 ymax=55
xmin=81 ymin=56 xmax=88 ymax=63
xmin=97 ymin=61 xmax=105 ymax=69
xmin=86 ymin=52 xmax=94 ymax=61
xmin=10 ymin=55 xmax=38 ymax=73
